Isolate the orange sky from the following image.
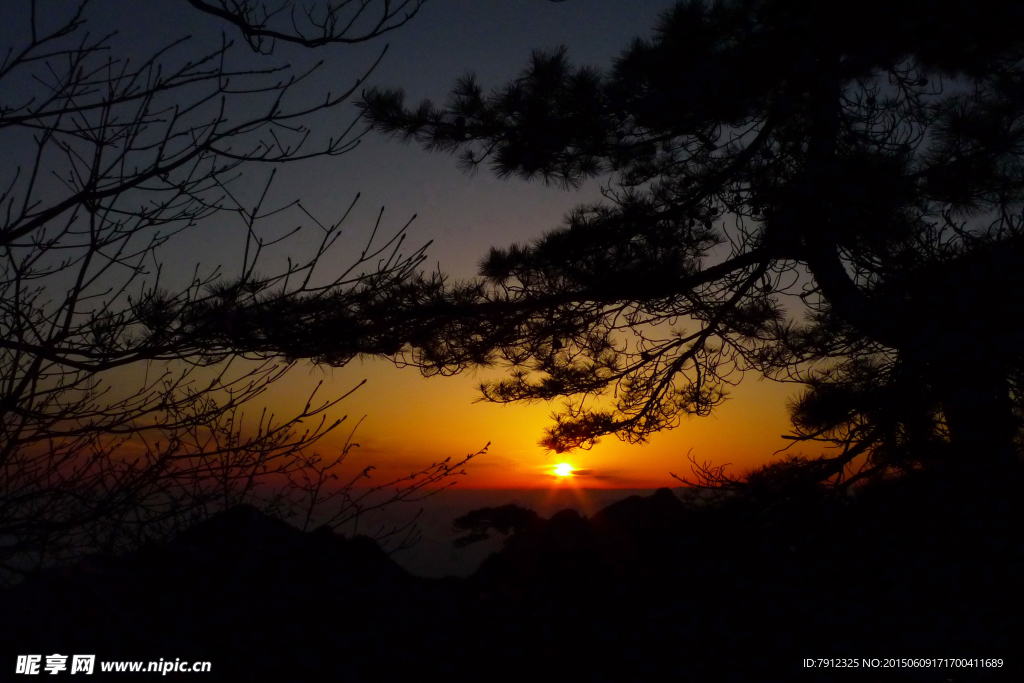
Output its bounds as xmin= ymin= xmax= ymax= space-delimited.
xmin=257 ymin=356 xmax=814 ymax=489
xmin=83 ymin=0 xmax=817 ymax=493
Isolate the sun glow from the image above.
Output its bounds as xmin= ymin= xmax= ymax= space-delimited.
xmin=554 ymin=463 xmax=575 ymax=477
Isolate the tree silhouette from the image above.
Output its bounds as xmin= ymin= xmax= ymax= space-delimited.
xmin=349 ymin=0 xmax=1024 ymax=484
xmin=451 ymin=503 xmax=543 ymax=548
xmin=0 ymin=0 xmax=468 ymax=581
xmin=184 ymin=0 xmax=427 ymax=52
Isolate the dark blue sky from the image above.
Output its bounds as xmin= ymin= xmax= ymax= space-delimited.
xmin=44 ymin=0 xmax=679 ymax=278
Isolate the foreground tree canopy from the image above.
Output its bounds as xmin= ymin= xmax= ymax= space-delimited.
xmin=0 ymin=0 xmax=466 ymax=578
xmin=351 ymin=0 xmax=1024 ymax=485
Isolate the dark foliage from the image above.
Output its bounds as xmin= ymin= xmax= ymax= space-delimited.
xmin=348 ymin=0 xmax=1024 ymax=485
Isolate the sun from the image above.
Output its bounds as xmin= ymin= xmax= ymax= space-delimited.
xmin=554 ymin=463 xmax=574 ymax=477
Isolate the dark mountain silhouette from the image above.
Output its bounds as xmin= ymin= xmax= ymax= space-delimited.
xmin=463 ymin=479 xmax=1021 ymax=681
xmin=1 ymin=480 xmax=1019 ymax=681
xmin=465 ymin=488 xmax=691 ymax=586
xmin=0 ymin=506 xmax=467 ymax=680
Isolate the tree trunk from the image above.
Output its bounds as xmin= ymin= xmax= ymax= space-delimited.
xmin=939 ymin=363 xmax=1020 ymax=480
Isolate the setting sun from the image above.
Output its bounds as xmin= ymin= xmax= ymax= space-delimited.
xmin=554 ymin=463 xmax=575 ymax=477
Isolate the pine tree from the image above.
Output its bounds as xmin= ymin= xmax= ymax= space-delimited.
xmin=350 ymin=0 xmax=1024 ymax=484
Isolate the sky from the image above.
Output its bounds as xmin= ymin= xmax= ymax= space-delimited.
xmin=11 ymin=0 xmax=817 ymax=490
xmin=260 ymin=0 xmax=813 ymax=489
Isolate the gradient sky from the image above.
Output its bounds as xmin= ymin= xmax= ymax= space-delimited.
xmin=25 ymin=0 xmax=821 ymax=489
